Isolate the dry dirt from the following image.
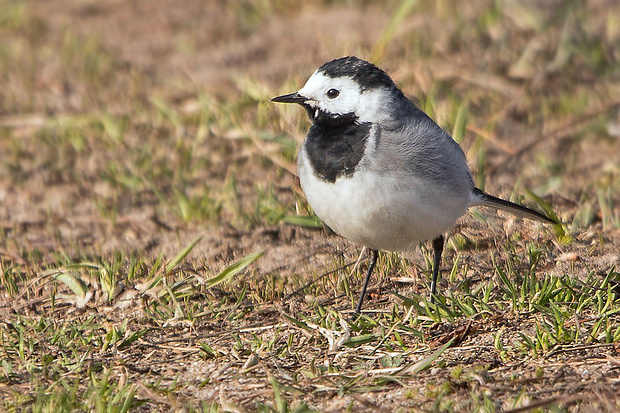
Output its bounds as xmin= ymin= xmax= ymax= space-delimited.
xmin=2 ymin=1 xmax=620 ymax=412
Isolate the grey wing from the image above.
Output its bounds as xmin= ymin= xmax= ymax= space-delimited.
xmin=366 ymin=110 xmax=475 ymax=198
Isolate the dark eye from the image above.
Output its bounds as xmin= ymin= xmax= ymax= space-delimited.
xmin=326 ymin=89 xmax=340 ymax=99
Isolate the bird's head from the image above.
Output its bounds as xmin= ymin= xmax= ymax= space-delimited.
xmin=272 ymin=56 xmax=400 ymax=125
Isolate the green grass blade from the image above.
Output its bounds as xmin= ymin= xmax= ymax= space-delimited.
xmin=371 ymin=0 xmax=420 ymax=62
xmin=117 ymin=329 xmax=149 ymax=350
xmin=281 ymin=313 xmax=314 ymax=333
xmin=206 ymin=251 xmax=264 ymax=288
xmin=165 ymin=236 xmax=203 ymax=274
xmin=54 ymin=271 xmax=88 ymax=297
xmin=452 ymin=102 xmax=468 ymax=144
xmin=523 ymin=187 xmax=569 ymax=243
xmin=400 ymin=338 xmax=455 ymax=375
xmin=269 ymin=375 xmax=288 ymax=413
xmin=283 ymin=215 xmax=323 ymax=228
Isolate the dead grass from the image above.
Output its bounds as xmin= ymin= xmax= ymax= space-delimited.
xmin=1 ymin=0 xmax=620 ymax=411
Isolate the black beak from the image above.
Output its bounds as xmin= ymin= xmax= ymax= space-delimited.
xmin=271 ymin=92 xmax=307 ymax=104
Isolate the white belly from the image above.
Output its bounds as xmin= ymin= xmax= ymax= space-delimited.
xmin=298 ymin=155 xmax=470 ymax=252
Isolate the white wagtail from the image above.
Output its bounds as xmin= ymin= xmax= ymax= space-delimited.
xmin=272 ymin=56 xmax=557 ymax=313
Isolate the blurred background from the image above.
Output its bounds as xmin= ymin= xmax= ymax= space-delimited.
xmin=1 ymin=0 xmax=619 ymax=261
xmin=1 ymin=1 xmax=620 ymax=411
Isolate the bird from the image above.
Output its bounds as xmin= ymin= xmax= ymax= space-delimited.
xmin=272 ymin=56 xmax=557 ymax=314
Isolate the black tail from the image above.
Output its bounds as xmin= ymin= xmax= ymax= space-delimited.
xmin=471 ymin=188 xmax=558 ymax=224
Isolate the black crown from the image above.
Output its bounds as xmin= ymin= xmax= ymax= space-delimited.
xmin=317 ymin=56 xmax=395 ymax=91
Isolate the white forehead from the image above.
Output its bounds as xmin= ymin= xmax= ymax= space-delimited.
xmin=298 ymin=71 xmax=393 ymax=123
xmin=298 ymin=71 xmax=360 ymax=98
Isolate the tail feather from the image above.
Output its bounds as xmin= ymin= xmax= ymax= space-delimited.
xmin=471 ymin=188 xmax=558 ymax=224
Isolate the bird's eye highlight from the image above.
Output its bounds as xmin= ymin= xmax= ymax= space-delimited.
xmin=326 ymin=89 xmax=340 ymax=99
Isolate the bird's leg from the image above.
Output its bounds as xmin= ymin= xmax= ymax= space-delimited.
xmin=355 ymin=249 xmax=379 ymax=314
xmin=430 ymin=235 xmax=444 ymax=304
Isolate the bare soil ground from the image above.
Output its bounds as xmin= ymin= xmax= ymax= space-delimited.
xmin=1 ymin=1 xmax=620 ymax=411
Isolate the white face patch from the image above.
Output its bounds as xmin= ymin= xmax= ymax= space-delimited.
xmin=298 ymin=72 xmax=393 ymax=124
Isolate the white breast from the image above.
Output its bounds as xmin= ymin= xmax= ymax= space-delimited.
xmin=297 ymin=149 xmax=471 ymax=252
